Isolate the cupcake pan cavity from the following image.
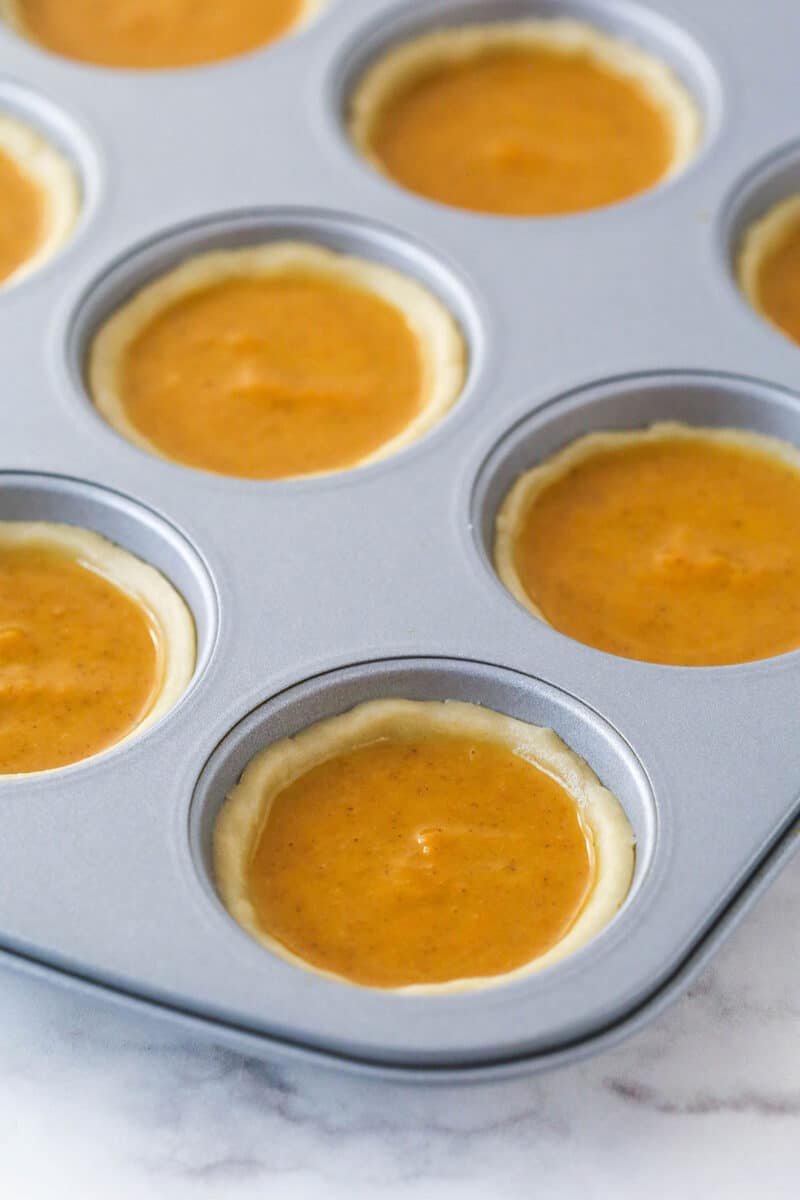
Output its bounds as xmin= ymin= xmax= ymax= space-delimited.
xmin=1 ymin=0 xmax=800 ymax=1078
xmin=190 ymin=659 xmax=656 ymax=982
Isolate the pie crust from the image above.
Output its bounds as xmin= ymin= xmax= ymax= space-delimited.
xmin=88 ymin=242 xmax=467 ymax=476
xmin=0 ymin=111 xmax=79 ymax=287
xmin=214 ymin=698 xmax=635 ymax=993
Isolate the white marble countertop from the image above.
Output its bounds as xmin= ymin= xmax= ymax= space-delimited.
xmin=1 ymin=861 xmax=798 ymax=1199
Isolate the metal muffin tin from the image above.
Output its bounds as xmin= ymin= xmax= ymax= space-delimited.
xmin=2 ymin=0 xmax=800 ymax=1081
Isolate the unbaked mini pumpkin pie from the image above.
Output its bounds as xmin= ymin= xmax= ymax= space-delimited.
xmin=0 ymin=111 xmax=78 ymax=288
xmin=349 ymin=19 xmax=700 ymax=216
xmin=0 ymin=522 xmax=194 ymax=775
xmin=495 ymin=422 xmax=800 ymax=666
xmin=738 ymin=195 xmax=800 ymax=347
xmin=88 ymin=242 xmax=466 ymax=479
xmin=214 ymin=699 xmax=634 ymax=991
xmin=0 ymin=0 xmax=322 ymax=69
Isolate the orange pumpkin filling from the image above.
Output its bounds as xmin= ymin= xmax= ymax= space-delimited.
xmin=244 ymin=731 xmax=595 ymax=988
xmin=115 ymin=272 xmax=425 ymax=479
xmin=362 ymin=44 xmax=675 ymax=216
xmin=749 ymin=211 xmax=800 ymax=346
xmin=0 ymin=542 xmax=160 ymax=773
xmin=6 ymin=0 xmax=309 ymax=69
xmin=507 ymin=432 xmax=800 ymax=666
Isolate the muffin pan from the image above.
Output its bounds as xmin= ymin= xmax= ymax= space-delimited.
xmin=2 ymin=0 xmax=800 ymax=1080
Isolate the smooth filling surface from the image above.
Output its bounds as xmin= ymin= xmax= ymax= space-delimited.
xmin=0 ymin=144 xmax=44 ymax=283
xmin=0 ymin=542 xmax=161 ymax=773
xmin=509 ymin=434 xmax=800 ymax=666
xmin=365 ymin=46 xmax=674 ymax=215
xmin=244 ymin=731 xmax=595 ymax=988
xmin=6 ymin=0 xmax=308 ymax=68
xmin=118 ymin=272 xmax=425 ymax=478
xmin=750 ymin=212 xmax=800 ymax=346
